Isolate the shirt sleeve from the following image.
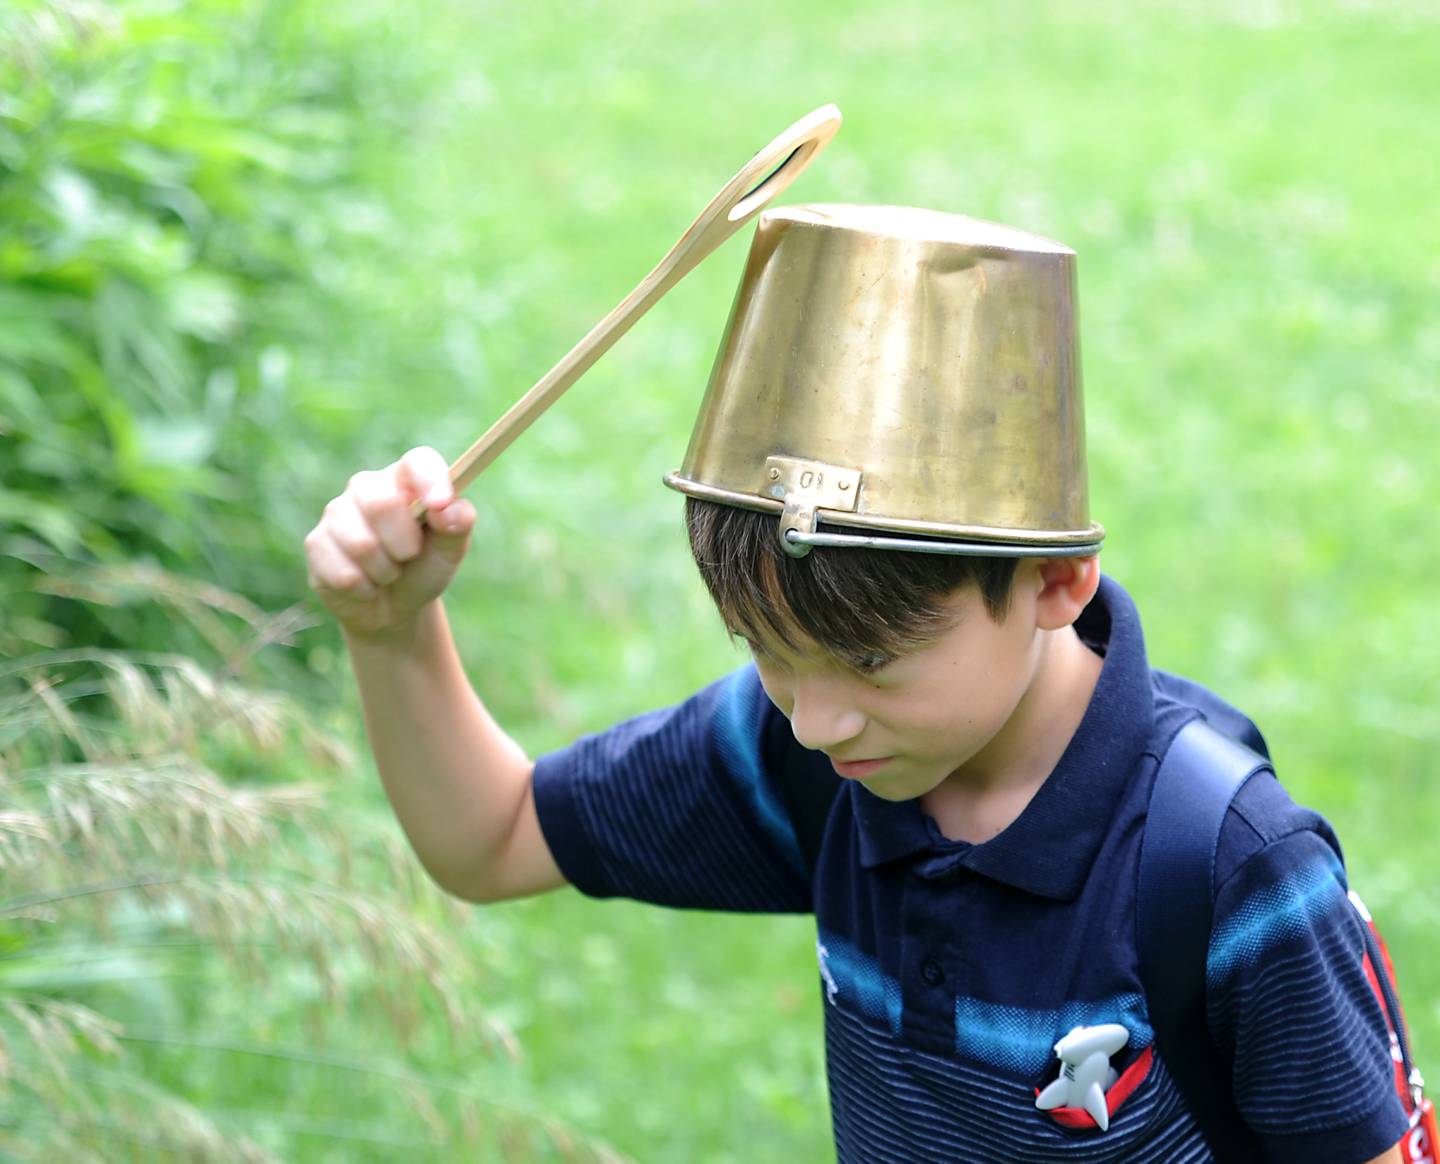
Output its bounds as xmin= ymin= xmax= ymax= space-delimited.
xmin=530 ymin=665 xmax=815 ymax=913
xmin=1207 ymin=777 xmax=1409 ymax=1164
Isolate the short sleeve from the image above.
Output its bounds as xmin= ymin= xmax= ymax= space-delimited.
xmin=1206 ymin=779 xmax=1408 ymax=1164
xmin=531 ymin=665 xmax=815 ymax=913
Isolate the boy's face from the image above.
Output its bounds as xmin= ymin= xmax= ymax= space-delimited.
xmin=744 ymin=562 xmax=1054 ymax=802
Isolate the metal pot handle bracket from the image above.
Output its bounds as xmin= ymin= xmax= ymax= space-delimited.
xmin=412 ymin=104 xmax=843 ymax=524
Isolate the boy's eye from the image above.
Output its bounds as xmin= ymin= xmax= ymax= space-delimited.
xmin=855 ymin=653 xmax=894 ymax=675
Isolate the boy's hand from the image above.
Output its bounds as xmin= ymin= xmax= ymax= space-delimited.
xmin=304 ymin=447 xmax=475 ymax=637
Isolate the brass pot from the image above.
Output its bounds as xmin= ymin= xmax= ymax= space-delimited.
xmin=665 ymin=204 xmax=1104 ymax=558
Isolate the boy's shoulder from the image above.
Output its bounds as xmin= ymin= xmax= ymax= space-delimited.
xmin=1150 ymin=668 xmax=1269 ymax=759
xmin=1148 ymin=666 xmax=1340 ymax=894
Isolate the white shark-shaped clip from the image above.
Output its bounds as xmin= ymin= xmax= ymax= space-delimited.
xmin=1034 ymin=1022 xmax=1129 ymax=1131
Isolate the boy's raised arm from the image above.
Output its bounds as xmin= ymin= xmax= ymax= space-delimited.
xmin=304 ymin=447 xmax=566 ymax=903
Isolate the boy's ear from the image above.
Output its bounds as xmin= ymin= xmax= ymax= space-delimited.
xmin=1032 ymin=556 xmax=1101 ymax=631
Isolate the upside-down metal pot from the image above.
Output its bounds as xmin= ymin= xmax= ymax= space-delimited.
xmin=665 ymin=204 xmax=1104 ymax=558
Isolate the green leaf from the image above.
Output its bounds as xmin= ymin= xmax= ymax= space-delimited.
xmin=165 ymin=271 xmax=240 ymax=342
xmin=134 ymin=414 xmax=218 ymax=469
xmin=0 ymin=489 xmax=86 ymax=556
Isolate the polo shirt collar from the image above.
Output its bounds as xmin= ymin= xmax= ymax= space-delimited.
xmin=852 ymin=575 xmax=1155 ymax=900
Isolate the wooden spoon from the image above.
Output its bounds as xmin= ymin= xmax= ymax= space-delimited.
xmin=414 ymin=103 xmax=842 ymax=522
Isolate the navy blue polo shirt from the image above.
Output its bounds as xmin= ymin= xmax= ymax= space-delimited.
xmin=532 ymin=577 xmax=1407 ymax=1162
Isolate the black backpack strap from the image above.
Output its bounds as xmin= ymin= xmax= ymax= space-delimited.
xmin=1137 ymin=718 xmax=1271 ymax=1161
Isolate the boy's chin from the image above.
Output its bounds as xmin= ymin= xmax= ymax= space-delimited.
xmin=854 ymin=765 xmax=946 ymax=803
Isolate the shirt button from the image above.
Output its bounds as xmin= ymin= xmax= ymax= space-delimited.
xmin=920 ymin=958 xmax=945 ymax=987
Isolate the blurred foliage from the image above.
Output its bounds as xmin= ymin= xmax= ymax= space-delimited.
xmin=0 ymin=593 xmax=625 ymax=1162
xmin=0 ymin=3 xmax=636 ymax=1157
xmin=0 ymin=0 xmax=425 ymax=677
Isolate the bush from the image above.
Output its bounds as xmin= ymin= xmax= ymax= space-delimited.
xmin=0 ymin=0 xmax=423 ymax=673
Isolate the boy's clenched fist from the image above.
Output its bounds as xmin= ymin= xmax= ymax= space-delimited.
xmin=304 ymin=446 xmax=475 ymax=637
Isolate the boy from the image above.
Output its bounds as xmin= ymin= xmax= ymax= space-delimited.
xmin=304 ymin=205 xmax=1407 ymax=1161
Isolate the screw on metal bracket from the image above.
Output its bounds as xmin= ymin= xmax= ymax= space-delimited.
xmin=761 ymin=455 xmax=862 ymax=558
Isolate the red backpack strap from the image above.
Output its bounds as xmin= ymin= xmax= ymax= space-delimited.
xmin=1350 ymin=891 xmax=1438 ymax=1162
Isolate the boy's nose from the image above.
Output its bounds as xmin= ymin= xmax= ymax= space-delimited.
xmin=787 ymin=682 xmax=867 ymax=754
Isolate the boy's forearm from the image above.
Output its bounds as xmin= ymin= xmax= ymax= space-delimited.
xmin=342 ymin=598 xmax=533 ymax=897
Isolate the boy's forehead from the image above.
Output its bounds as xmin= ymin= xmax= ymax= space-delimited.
xmin=665 ymin=202 xmax=1104 ymax=565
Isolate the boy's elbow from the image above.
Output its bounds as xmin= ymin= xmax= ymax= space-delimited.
xmin=420 ymin=860 xmax=492 ymax=904
xmin=413 ymin=851 xmax=512 ymax=905
xmin=436 ymin=867 xmax=567 ymax=905
xmin=420 ymin=805 xmax=569 ymax=905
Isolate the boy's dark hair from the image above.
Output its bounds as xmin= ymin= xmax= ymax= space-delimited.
xmin=685 ymin=497 xmax=1019 ymax=671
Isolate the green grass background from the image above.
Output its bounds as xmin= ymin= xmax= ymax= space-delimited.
xmin=22 ymin=0 xmax=1434 ymax=1158
xmin=294 ymin=1 xmax=1440 ymax=1158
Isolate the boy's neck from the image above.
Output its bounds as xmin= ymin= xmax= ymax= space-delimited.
xmin=920 ymin=625 xmax=1103 ymax=845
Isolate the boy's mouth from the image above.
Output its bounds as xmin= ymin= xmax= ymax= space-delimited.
xmin=829 ymin=756 xmax=895 ymax=780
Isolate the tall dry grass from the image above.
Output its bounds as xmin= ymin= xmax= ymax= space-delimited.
xmin=0 ymin=567 xmax=625 ymax=1162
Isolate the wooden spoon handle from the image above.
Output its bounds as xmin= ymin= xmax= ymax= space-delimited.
xmin=415 ymin=104 xmax=842 ymax=519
